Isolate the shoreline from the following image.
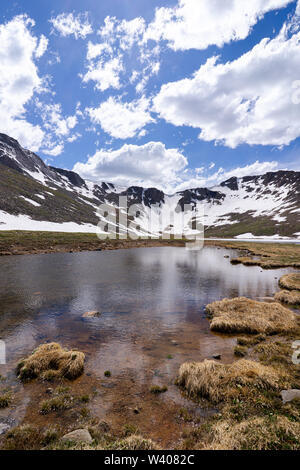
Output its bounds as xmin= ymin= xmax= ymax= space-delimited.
xmin=0 ymin=230 xmax=300 ymax=261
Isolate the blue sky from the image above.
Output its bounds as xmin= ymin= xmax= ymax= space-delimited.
xmin=0 ymin=0 xmax=300 ymax=193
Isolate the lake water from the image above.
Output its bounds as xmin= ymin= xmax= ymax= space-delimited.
xmin=0 ymin=246 xmax=295 ymax=446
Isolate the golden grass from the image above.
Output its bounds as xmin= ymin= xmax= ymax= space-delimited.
xmin=206 ymin=297 xmax=297 ymax=334
xmin=230 ymin=257 xmax=260 ymax=266
xmin=108 ymin=435 xmax=157 ymax=451
xmin=207 ymin=241 xmax=300 ymax=269
xmin=274 ymin=290 xmax=300 ymax=306
xmin=177 ymin=359 xmax=283 ymax=404
xmin=279 ymin=274 xmax=300 ymax=291
xmin=201 ymin=416 xmax=300 ymax=450
xmin=17 ymin=343 xmax=85 ymax=381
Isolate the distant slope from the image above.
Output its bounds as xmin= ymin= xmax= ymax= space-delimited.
xmin=0 ymin=133 xmax=299 ymax=238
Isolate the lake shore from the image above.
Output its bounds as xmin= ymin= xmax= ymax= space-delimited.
xmin=1 ymin=231 xmax=300 ymax=268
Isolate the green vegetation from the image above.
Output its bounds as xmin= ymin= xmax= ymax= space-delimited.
xmin=104 ymin=370 xmax=111 ymax=377
xmin=0 ymin=392 xmax=12 ymax=408
xmin=150 ymin=385 xmax=168 ymax=394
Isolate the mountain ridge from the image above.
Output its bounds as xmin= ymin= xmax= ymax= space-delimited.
xmin=0 ymin=133 xmax=299 ymax=238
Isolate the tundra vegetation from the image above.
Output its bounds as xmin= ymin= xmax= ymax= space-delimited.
xmin=17 ymin=343 xmax=85 ymax=381
xmin=206 ymin=297 xmax=297 ymax=334
xmin=1 ymin=241 xmax=299 ymax=450
xmin=177 ymin=265 xmax=300 ymax=450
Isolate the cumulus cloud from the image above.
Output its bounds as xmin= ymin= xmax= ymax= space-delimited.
xmin=81 ymin=15 xmax=160 ymax=94
xmin=154 ymin=24 xmax=300 ymax=148
xmin=73 ymin=141 xmax=188 ymax=190
xmin=145 ymin=0 xmax=294 ymax=50
xmin=82 ymin=55 xmax=123 ymax=91
xmin=50 ymin=12 xmax=92 ymax=39
xmin=73 ymin=140 xmax=280 ymax=192
xmin=0 ymin=15 xmax=45 ymax=150
xmin=35 ymin=101 xmax=80 ymax=156
xmin=87 ymin=96 xmax=154 ymax=139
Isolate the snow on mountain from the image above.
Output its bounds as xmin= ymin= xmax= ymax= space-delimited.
xmin=0 ymin=133 xmax=299 ymax=238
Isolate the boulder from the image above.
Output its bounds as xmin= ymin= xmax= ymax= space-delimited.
xmin=61 ymin=428 xmax=92 ymax=444
xmin=280 ymin=389 xmax=300 ymax=404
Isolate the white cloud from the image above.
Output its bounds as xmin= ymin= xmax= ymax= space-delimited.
xmin=35 ymin=34 xmax=48 ymax=58
xmin=154 ymin=24 xmax=300 ymax=148
xmin=145 ymin=0 xmax=294 ymax=50
xmin=0 ymin=15 xmax=45 ymax=150
xmin=36 ymin=101 xmax=80 ymax=156
xmin=42 ymin=143 xmax=64 ymax=157
xmin=73 ymin=141 xmax=187 ymax=190
xmin=73 ymin=140 xmax=280 ymax=193
xmin=87 ymin=96 xmax=154 ymax=139
xmin=50 ymin=12 xmax=92 ymax=39
xmin=98 ymin=16 xmax=145 ymax=50
xmin=82 ymin=55 xmax=123 ymax=91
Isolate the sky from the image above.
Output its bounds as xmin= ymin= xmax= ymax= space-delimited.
xmin=0 ymin=0 xmax=300 ymax=193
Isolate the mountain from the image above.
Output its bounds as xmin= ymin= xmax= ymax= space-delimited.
xmin=0 ymin=133 xmax=299 ymax=238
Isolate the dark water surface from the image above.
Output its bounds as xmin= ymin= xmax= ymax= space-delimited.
xmin=0 ymin=246 xmax=295 ymax=444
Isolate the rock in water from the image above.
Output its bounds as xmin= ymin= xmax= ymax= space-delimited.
xmin=82 ymin=311 xmax=101 ymax=318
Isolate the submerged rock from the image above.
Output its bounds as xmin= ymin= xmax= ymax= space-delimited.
xmin=280 ymin=389 xmax=300 ymax=404
xmin=61 ymin=428 xmax=92 ymax=444
xmin=82 ymin=311 xmax=101 ymax=318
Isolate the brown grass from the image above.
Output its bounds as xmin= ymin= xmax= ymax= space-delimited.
xmin=176 ymin=359 xmax=284 ymax=404
xmin=206 ymin=297 xmax=297 ymax=334
xmin=274 ymin=290 xmax=300 ymax=306
xmin=230 ymin=257 xmax=260 ymax=266
xmin=108 ymin=435 xmax=157 ymax=451
xmin=201 ymin=416 xmax=300 ymax=450
xmin=0 ymin=392 xmax=12 ymax=408
xmin=279 ymin=274 xmax=300 ymax=291
xmin=17 ymin=343 xmax=85 ymax=381
xmin=207 ymin=240 xmax=300 ymax=269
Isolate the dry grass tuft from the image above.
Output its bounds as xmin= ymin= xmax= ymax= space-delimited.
xmin=109 ymin=435 xmax=157 ymax=450
xmin=201 ymin=416 xmax=300 ymax=450
xmin=0 ymin=392 xmax=12 ymax=408
xmin=17 ymin=343 xmax=85 ymax=381
xmin=279 ymin=273 xmax=300 ymax=291
xmin=274 ymin=290 xmax=300 ymax=306
xmin=231 ymin=257 xmax=260 ymax=266
xmin=177 ymin=359 xmax=283 ymax=404
xmin=206 ymin=297 xmax=296 ymax=334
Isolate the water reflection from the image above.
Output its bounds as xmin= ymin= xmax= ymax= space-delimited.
xmin=0 ymin=246 xmax=295 ymax=373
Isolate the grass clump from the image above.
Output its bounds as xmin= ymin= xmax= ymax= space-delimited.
xmin=150 ymin=385 xmax=168 ymax=394
xmin=206 ymin=297 xmax=296 ymax=334
xmin=176 ymin=359 xmax=285 ymax=404
xmin=231 ymin=257 xmax=260 ymax=266
xmin=0 ymin=392 xmax=12 ymax=408
xmin=234 ymin=345 xmax=248 ymax=357
xmin=237 ymin=334 xmax=266 ymax=346
xmin=279 ymin=274 xmax=300 ymax=291
xmin=2 ymin=425 xmax=55 ymax=450
xmin=201 ymin=416 xmax=300 ymax=450
xmin=109 ymin=435 xmax=157 ymax=450
xmin=17 ymin=342 xmax=85 ymax=382
xmin=40 ymin=394 xmax=73 ymax=414
xmin=275 ymin=290 xmax=300 ymax=306
xmin=104 ymin=370 xmax=111 ymax=377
